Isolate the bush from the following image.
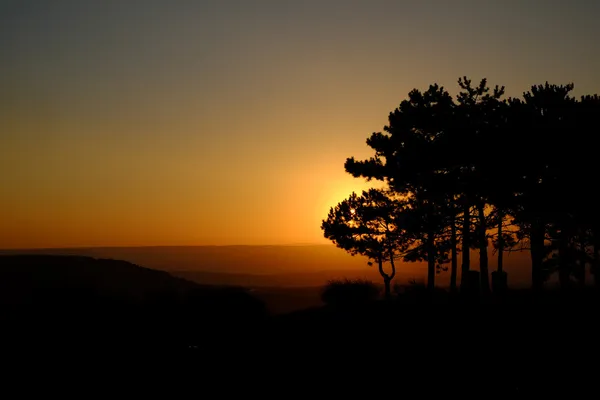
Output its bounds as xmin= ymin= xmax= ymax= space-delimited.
xmin=321 ymin=279 xmax=380 ymax=308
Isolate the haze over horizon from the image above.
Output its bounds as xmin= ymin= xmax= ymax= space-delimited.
xmin=0 ymin=243 xmax=534 ymax=288
xmin=0 ymin=242 xmax=335 ymax=250
xmin=2 ymin=0 xmax=599 ymax=249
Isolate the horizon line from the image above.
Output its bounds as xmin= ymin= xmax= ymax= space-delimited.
xmin=0 ymin=243 xmax=333 ymax=251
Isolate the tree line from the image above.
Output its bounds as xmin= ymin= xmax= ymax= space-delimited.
xmin=322 ymin=77 xmax=600 ymax=298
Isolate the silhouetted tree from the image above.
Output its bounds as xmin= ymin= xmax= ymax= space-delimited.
xmin=509 ymin=83 xmax=577 ymax=290
xmin=332 ymin=76 xmax=600 ymax=295
xmin=321 ymin=189 xmax=412 ymax=298
xmin=453 ymin=77 xmax=506 ymax=294
xmin=345 ymin=84 xmax=455 ymax=292
xmin=575 ymin=95 xmax=600 ymax=287
xmin=490 ymin=209 xmax=518 ymax=293
xmin=449 ymin=202 xmax=459 ymax=292
xmin=400 ymin=193 xmax=452 ymax=292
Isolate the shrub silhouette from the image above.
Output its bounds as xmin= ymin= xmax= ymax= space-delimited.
xmin=321 ymin=279 xmax=380 ymax=308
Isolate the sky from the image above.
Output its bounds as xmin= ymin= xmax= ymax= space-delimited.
xmin=1 ymin=0 xmax=599 ymax=248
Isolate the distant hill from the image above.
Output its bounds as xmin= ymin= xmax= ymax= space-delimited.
xmin=0 ymin=254 xmax=269 ymax=350
xmin=0 ymin=254 xmax=369 ymax=316
xmin=0 ymin=254 xmax=200 ymax=305
xmin=0 ymin=245 xmax=534 ymax=288
xmin=0 ymin=255 xmax=266 ymax=317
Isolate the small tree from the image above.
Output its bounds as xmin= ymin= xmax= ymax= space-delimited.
xmin=321 ymin=189 xmax=412 ymax=298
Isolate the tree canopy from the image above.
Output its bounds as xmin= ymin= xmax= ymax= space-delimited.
xmin=323 ymin=76 xmax=600 ymax=294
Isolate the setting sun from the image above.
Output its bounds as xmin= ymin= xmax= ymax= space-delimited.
xmin=1 ymin=0 xmax=598 ymax=250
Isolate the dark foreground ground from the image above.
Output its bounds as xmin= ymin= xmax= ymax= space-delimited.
xmin=1 ymin=256 xmax=596 ymax=394
xmin=3 ymin=290 xmax=600 ymax=396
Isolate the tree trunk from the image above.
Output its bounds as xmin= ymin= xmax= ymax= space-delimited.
xmin=427 ymin=231 xmax=436 ymax=293
xmin=387 ymin=248 xmax=396 ymax=300
xmin=530 ymin=218 xmax=545 ymax=292
xmin=492 ymin=209 xmax=508 ymax=294
xmin=477 ymin=202 xmax=490 ymax=294
xmin=558 ymin=225 xmax=570 ymax=290
xmin=460 ymin=201 xmax=471 ymax=290
xmin=378 ymin=256 xmax=391 ymax=299
xmin=388 ymin=248 xmax=396 ymax=281
xmin=594 ymin=231 xmax=600 ymax=288
xmin=579 ymin=236 xmax=586 ymax=288
xmin=450 ymin=213 xmax=458 ymax=292
xmin=384 ymin=278 xmax=391 ymax=300
xmin=497 ymin=210 xmax=504 ymax=273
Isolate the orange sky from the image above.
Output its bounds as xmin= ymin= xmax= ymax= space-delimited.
xmin=1 ymin=1 xmax=599 ymax=249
